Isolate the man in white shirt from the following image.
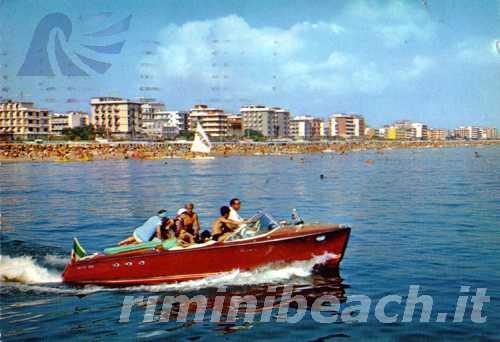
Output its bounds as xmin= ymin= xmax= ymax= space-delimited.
xmin=229 ymin=198 xmax=259 ymax=238
xmin=229 ymin=198 xmax=243 ymax=222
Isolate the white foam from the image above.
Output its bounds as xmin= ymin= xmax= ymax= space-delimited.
xmin=43 ymin=254 xmax=69 ymax=267
xmin=0 ymin=253 xmax=338 ymax=295
xmin=0 ymin=255 xmax=61 ymax=283
xmin=119 ymin=252 xmax=339 ymax=293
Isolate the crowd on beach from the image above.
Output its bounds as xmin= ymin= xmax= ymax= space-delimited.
xmin=0 ymin=140 xmax=498 ymax=162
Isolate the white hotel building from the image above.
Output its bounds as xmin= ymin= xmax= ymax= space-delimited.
xmin=0 ymin=99 xmax=50 ymax=140
xmin=189 ymin=104 xmax=228 ymax=140
xmin=50 ymin=112 xmax=89 ymax=135
xmin=289 ymin=115 xmax=314 ymax=140
xmin=240 ymin=105 xmax=290 ymax=138
xmin=328 ymin=114 xmax=366 ymax=138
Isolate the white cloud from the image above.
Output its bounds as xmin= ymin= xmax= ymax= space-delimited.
xmin=146 ymin=1 xmax=440 ymax=107
xmin=326 ymin=52 xmax=351 ymax=68
xmin=397 ymin=55 xmax=434 ymax=80
xmin=342 ymin=0 xmax=436 ymax=47
xmin=456 ymin=38 xmax=500 ymax=64
xmin=352 ymin=62 xmax=389 ymax=93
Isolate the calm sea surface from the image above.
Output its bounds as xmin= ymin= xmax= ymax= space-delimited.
xmin=1 ymin=146 xmax=499 ymax=341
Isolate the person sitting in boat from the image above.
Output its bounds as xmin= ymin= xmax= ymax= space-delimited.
xmin=175 ymin=208 xmax=196 ymax=246
xmin=158 ymin=214 xmax=177 ymax=240
xmin=197 ymin=230 xmax=212 ymax=243
xmin=211 ymin=206 xmax=245 ymax=241
xmin=181 ymin=202 xmax=201 ymax=237
xmin=118 ymin=209 xmax=170 ymax=246
xmin=228 ymin=198 xmax=244 ymax=222
xmin=229 ymin=198 xmax=258 ymax=237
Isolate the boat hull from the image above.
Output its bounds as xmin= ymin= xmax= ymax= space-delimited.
xmin=62 ymin=225 xmax=350 ymax=286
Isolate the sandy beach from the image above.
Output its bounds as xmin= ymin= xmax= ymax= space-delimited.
xmin=1 ymin=140 xmax=498 ymax=163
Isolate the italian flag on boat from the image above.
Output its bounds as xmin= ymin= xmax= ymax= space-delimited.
xmin=71 ymin=237 xmax=87 ymax=261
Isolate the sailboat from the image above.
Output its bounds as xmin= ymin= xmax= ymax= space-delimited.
xmin=188 ymin=122 xmax=215 ymax=159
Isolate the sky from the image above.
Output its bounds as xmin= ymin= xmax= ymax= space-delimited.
xmin=1 ymin=0 xmax=499 ymax=128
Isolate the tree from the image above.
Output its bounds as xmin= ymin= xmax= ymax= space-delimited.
xmin=244 ymin=129 xmax=266 ymax=141
xmin=61 ymin=125 xmax=97 ymax=141
xmin=177 ymin=130 xmax=195 ymax=140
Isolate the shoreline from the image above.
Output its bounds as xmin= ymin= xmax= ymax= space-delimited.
xmin=1 ymin=140 xmax=498 ymax=163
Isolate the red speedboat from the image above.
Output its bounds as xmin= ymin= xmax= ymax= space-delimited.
xmin=62 ymin=212 xmax=351 ymax=286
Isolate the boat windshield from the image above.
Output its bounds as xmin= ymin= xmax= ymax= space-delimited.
xmin=247 ymin=211 xmax=280 ymax=230
xmin=229 ymin=211 xmax=280 ymax=240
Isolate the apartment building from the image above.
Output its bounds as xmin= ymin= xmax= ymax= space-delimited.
xmin=481 ymin=127 xmax=497 ymax=139
xmin=271 ymin=107 xmax=291 ymax=138
xmin=311 ymin=118 xmax=326 ymax=139
xmin=227 ymin=114 xmax=243 ymax=137
xmin=386 ymin=126 xmax=397 ymax=140
xmin=143 ymin=111 xmax=188 ymax=139
xmin=453 ymin=126 xmax=481 ymax=140
xmin=140 ymin=100 xmax=166 ymax=123
xmin=289 ymin=116 xmax=313 ymax=140
xmin=0 ymin=99 xmax=50 ymax=140
xmin=240 ymin=105 xmax=290 ymax=138
xmin=50 ymin=112 xmax=89 ymax=135
xmin=90 ymin=97 xmax=142 ymax=138
xmin=376 ymin=128 xmax=387 ymax=139
xmin=328 ymin=114 xmax=365 ymax=138
xmin=137 ymin=98 xmax=169 ymax=138
xmin=429 ymin=128 xmax=448 ymax=141
xmin=387 ymin=120 xmax=429 ymax=140
xmin=189 ymin=104 xmax=228 ymax=140
xmin=410 ymin=122 xmax=429 ymax=140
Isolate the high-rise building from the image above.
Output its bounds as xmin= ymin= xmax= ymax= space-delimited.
xmin=396 ymin=127 xmax=414 ymax=140
xmin=453 ymin=126 xmax=480 ymax=140
xmin=189 ymin=104 xmax=228 ymax=140
xmin=137 ymin=99 xmax=166 ymax=138
xmin=50 ymin=111 xmax=89 ymax=135
xmin=388 ymin=120 xmax=428 ymax=140
xmin=429 ymin=128 xmax=448 ymax=140
xmin=90 ymin=97 xmax=142 ymax=138
xmin=289 ymin=115 xmax=314 ymax=140
xmin=328 ymin=114 xmax=365 ymax=138
xmin=139 ymin=100 xmax=166 ymax=122
xmin=376 ymin=127 xmax=387 ymax=139
xmin=240 ymin=105 xmax=290 ymax=138
xmin=142 ymin=111 xmax=188 ymax=139
xmin=271 ymin=107 xmax=291 ymax=138
xmin=0 ymin=99 xmax=50 ymax=140
xmin=311 ymin=118 xmax=326 ymax=139
xmin=410 ymin=122 xmax=429 ymax=140
xmin=227 ymin=114 xmax=243 ymax=137
xmin=386 ymin=126 xmax=397 ymax=140
xmin=481 ymin=127 xmax=497 ymax=139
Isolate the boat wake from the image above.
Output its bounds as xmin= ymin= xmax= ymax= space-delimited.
xmin=0 ymin=255 xmax=62 ymax=284
xmin=43 ymin=254 xmax=70 ymax=268
xmin=0 ymin=253 xmax=338 ymax=296
xmin=124 ymin=253 xmax=338 ymax=293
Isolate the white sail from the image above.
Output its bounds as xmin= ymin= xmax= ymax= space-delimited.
xmin=191 ymin=122 xmax=212 ymax=154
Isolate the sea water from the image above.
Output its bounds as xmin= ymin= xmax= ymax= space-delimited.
xmin=1 ymin=146 xmax=499 ymax=340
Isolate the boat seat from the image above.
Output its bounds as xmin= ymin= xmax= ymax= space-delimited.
xmin=103 ymin=238 xmax=176 ymax=255
xmin=103 ymin=240 xmax=162 ymax=255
